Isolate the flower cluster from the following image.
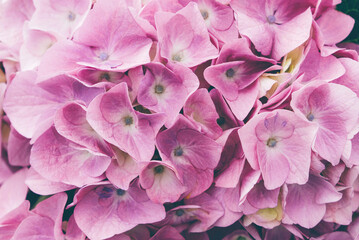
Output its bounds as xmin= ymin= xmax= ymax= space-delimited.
xmin=0 ymin=0 xmax=359 ymax=239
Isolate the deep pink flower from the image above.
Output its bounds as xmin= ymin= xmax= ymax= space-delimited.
xmin=137 ymin=62 xmax=198 ymax=127
xmin=184 ymin=88 xmax=222 ymax=139
xmin=204 ymin=38 xmax=278 ymax=120
xmin=87 ymin=82 xmax=166 ymax=162
xmin=231 ymin=0 xmax=313 ymax=60
xmin=156 ymin=115 xmax=222 ymax=197
xmin=7 ymin=127 xmax=31 ymax=167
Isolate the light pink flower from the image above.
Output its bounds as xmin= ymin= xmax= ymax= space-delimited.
xmin=155 ymin=2 xmax=218 ymax=67
xmin=37 ymin=0 xmax=153 ymax=81
xmin=3 ymin=71 xmax=103 ymax=141
xmin=291 ymin=81 xmax=359 ymax=165
xmin=29 ymin=0 xmax=92 ymax=39
xmin=314 ymin=8 xmax=355 ymax=52
xmin=239 ymin=110 xmax=316 ymax=189
xmin=140 ymin=161 xmax=186 ymax=203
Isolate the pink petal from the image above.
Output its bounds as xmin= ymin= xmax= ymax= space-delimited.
xmin=0 ymin=168 xmax=28 ymax=219
xmin=54 ymin=102 xmax=112 ymax=155
xmin=30 ymin=127 xmax=110 ymax=186
xmin=316 ymin=9 xmax=355 ymax=45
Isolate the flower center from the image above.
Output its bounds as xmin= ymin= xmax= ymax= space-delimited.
xmin=154 ymin=165 xmax=164 ymax=174
xmin=200 ymin=10 xmax=209 ymax=20
xmin=116 ymin=189 xmax=126 ymax=196
xmin=68 ymin=11 xmax=76 ymax=21
xmin=123 ymin=116 xmax=133 ymax=126
xmin=173 ymin=146 xmax=184 ymax=157
xmin=99 ymin=52 xmax=109 ymax=61
xmin=267 ymin=15 xmax=276 ymax=24
xmin=154 ymin=84 xmax=165 ymax=94
xmin=172 ymin=51 xmax=183 ymax=62
xmin=99 ymin=72 xmax=111 ymax=81
xmin=267 ymin=138 xmax=277 ymax=148
xmin=175 ymin=209 xmax=185 ymax=216
xmin=225 ymin=68 xmax=235 ymax=78
xmin=307 ymin=113 xmax=315 ymax=121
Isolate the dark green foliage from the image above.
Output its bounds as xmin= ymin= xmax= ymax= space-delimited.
xmin=337 ymin=0 xmax=359 ymax=43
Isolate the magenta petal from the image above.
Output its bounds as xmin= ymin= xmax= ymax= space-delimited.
xmin=30 ymin=127 xmax=110 ymax=186
xmin=65 ymin=215 xmax=86 ymax=240
xmin=185 ymin=193 xmax=225 ymax=232
xmin=333 ymin=58 xmax=359 ymax=97
xmin=226 ymin=80 xmax=259 ymax=121
xmin=137 ymin=63 xmax=189 ymax=127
